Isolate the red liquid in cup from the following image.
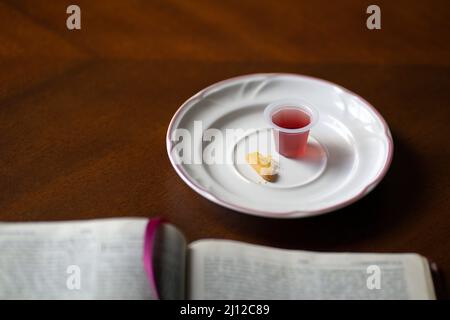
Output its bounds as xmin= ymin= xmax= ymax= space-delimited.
xmin=272 ymin=108 xmax=311 ymax=158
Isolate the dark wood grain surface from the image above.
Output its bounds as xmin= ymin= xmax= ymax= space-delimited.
xmin=0 ymin=0 xmax=449 ymax=298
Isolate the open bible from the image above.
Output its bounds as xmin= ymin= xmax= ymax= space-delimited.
xmin=0 ymin=218 xmax=436 ymax=299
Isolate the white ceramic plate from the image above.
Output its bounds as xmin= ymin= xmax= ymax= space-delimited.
xmin=167 ymin=74 xmax=393 ymax=218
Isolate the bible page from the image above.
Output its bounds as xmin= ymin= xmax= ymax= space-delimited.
xmin=187 ymin=240 xmax=435 ymax=300
xmin=0 ymin=218 xmax=153 ymax=299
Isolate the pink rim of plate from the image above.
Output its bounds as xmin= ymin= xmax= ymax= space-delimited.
xmin=166 ymin=73 xmax=394 ymax=219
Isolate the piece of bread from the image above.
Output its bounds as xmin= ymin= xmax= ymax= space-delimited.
xmin=246 ymin=152 xmax=278 ymax=182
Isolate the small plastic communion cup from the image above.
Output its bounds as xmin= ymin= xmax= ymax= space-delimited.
xmin=264 ymin=99 xmax=319 ymax=158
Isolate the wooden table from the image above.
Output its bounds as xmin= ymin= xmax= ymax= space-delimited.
xmin=0 ymin=0 xmax=449 ymax=298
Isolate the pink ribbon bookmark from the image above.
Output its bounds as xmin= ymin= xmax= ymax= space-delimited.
xmin=143 ymin=218 xmax=164 ymax=300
